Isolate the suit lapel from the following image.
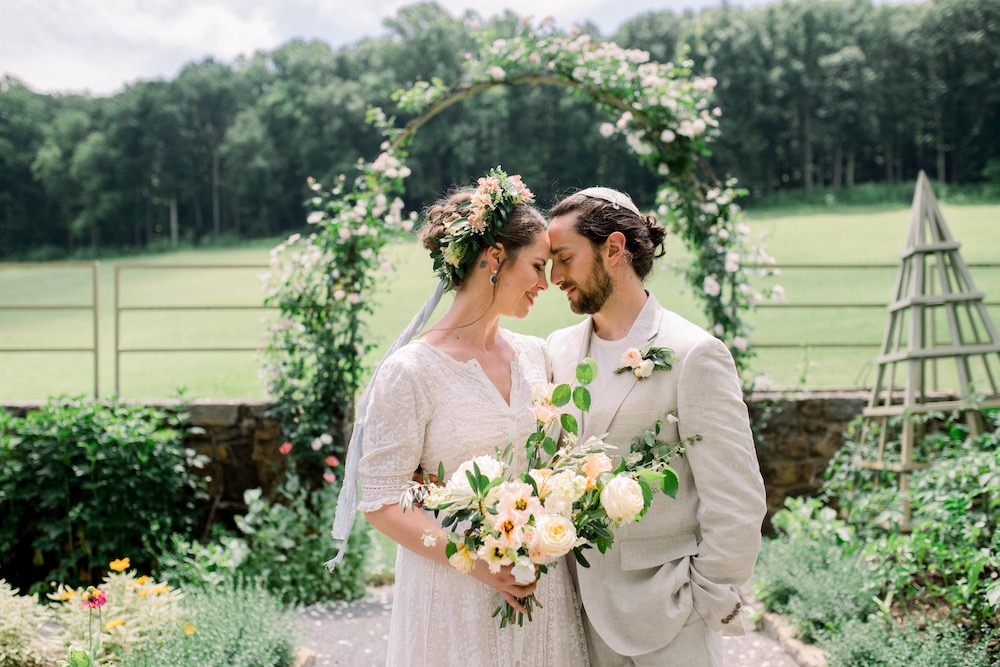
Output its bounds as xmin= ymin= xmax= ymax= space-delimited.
xmin=583 ymin=295 xmax=668 ymax=441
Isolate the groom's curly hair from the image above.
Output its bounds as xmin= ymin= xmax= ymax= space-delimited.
xmin=549 ymin=192 xmax=667 ymax=280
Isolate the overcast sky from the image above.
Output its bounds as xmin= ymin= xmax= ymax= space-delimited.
xmin=1 ymin=0 xmax=783 ymax=96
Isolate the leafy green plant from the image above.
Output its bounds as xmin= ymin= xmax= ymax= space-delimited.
xmin=156 ymin=474 xmax=373 ymax=606
xmin=119 ymin=583 xmax=298 ymax=667
xmin=0 ymin=579 xmax=56 ymax=667
xmin=819 ymin=618 xmax=999 ymax=667
xmin=753 ymin=498 xmax=876 ymax=643
xmin=232 ymin=474 xmax=372 ymax=606
xmin=47 ymin=564 xmax=183 ymax=664
xmin=0 ymin=397 xmax=208 ymax=592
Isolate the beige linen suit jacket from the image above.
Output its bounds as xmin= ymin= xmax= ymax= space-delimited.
xmin=547 ymin=294 xmax=766 ymax=657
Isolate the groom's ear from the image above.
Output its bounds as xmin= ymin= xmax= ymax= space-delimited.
xmin=604 ymin=231 xmax=628 ymax=266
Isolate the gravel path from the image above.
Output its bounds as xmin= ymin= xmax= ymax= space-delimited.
xmin=298 ymin=585 xmax=802 ymax=666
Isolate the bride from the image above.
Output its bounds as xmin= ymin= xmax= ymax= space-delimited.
xmin=332 ymin=168 xmax=588 ymax=666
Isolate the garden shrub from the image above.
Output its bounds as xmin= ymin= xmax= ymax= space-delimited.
xmin=753 ymin=498 xmax=877 ymax=643
xmin=819 ymin=618 xmax=999 ymax=667
xmin=0 ymin=397 xmax=208 ymax=592
xmin=823 ymin=409 xmax=1000 ymax=622
xmin=47 ymin=564 xmax=182 ymax=664
xmin=756 ymin=409 xmax=1000 ymax=664
xmin=0 ymin=579 xmax=56 ymax=667
xmin=119 ymin=582 xmax=299 ymax=667
xmin=233 ymin=473 xmax=372 ymax=605
xmin=157 ymin=473 xmax=372 ymax=606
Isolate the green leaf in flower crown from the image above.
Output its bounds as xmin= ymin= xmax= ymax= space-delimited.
xmin=551 ymin=384 xmax=571 ymax=407
xmin=572 ymin=386 xmax=591 ymax=412
xmin=561 ymin=413 xmax=578 ymax=435
xmin=660 ymin=467 xmax=679 ymax=498
xmin=542 ymin=436 xmax=558 ymax=457
xmin=576 ymin=357 xmax=598 ymax=385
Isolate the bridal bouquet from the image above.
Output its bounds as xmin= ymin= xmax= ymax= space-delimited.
xmin=401 ymin=359 xmax=689 ymax=627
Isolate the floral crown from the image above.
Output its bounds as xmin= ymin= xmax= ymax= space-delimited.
xmin=430 ymin=166 xmax=535 ymax=286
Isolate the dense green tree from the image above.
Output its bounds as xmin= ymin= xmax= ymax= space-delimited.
xmin=1 ymin=0 xmax=997 ymax=259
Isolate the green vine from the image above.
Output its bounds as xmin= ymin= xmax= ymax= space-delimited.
xmin=262 ymin=19 xmax=780 ymax=466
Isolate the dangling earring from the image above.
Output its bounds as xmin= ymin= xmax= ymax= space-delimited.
xmin=489 ymin=269 xmax=499 ymax=286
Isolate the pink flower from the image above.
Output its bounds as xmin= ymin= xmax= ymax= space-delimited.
xmin=324 ymin=472 xmax=336 ymax=484
xmin=581 ymin=453 xmax=613 ymax=480
xmin=279 ymin=442 xmax=293 ymax=455
xmin=81 ymin=587 xmax=107 ymax=609
xmin=325 ymin=455 xmax=340 ymax=467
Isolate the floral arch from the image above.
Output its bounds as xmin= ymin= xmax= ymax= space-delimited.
xmin=263 ymin=20 xmax=776 ymax=464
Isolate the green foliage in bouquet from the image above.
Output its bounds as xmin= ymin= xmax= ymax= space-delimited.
xmin=403 ymin=359 xmax=690 ymax=627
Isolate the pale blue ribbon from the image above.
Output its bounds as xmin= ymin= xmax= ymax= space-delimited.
xmin=326 ymin=279 xmax=448 ymax=569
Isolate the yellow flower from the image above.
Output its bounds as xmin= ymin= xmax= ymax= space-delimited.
xmin=59 ymin=589 xmax=77 ymax=601
xmin=137 ymin=589 xmax=149 ymax=597
xmin=133 ymin=575 xmax=151 ymax=586
xmin=105 ymin=618 xmax=125 ymax=630
xmin=150 ymin=585 xmax=170 ymax=595
xmin=109 ymin=558 xmax=130 ymax=572
xmin=184 ymin=622 xmax=197 ymax=636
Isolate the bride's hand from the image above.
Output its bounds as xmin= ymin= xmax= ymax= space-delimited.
xmin=470 ymin=561 xmax=537 ymax=614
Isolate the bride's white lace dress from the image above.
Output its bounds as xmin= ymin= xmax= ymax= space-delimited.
xmin=358 ymin=331 xmax=589 ymax=666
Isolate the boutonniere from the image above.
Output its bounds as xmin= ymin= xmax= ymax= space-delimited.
xmin=614 ymin=339 xmax=678 ymax=380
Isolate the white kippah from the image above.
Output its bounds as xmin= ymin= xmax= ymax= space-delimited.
xmin=577 ymin=186 xmax=641 ymax=216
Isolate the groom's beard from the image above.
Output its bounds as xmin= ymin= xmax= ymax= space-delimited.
xmin=565 ymin=255 xmax=614 ymax=314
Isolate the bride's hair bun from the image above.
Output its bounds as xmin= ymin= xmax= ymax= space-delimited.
xmin=420 ymin=191 xmax=471 ymax=253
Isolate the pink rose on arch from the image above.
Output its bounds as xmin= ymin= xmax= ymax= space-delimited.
xmin=325 ymin=455 xmax=340 ymax=467
xmin=324 ymin=472 xmax=336 ymax=484
xmin=279 ymin=442 xmax=293 ymax=455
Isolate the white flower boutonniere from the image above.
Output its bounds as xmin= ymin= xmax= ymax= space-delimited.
xmin=614 ymin=341 xmax=678 ymax=379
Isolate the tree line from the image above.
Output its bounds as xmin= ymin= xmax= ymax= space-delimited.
xmin=0 ymin=0 xmax=997 ymax=259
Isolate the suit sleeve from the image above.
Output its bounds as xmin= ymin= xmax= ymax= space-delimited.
xmin=675 ymin=336 xmax=766 ymax=629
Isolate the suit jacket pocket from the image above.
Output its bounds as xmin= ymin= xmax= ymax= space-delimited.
xmin=619 ymin=531 xmax=698 ymax=571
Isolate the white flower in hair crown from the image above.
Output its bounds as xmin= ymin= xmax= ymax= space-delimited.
xmin=430 ymin=166 xmax=535 ymax=285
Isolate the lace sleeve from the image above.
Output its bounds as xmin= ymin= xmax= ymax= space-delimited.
xmin=358 ymin=352 xmax=430 ymax=512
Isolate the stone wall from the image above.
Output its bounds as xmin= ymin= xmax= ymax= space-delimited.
xmin=3 ymin=392 xmax=870 ymax=530
xmin=747 ymin=392 xmax=869 ymax=526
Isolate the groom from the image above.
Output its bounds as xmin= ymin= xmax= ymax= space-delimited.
xmin=546 ymin=188 xmax=767 ymax=666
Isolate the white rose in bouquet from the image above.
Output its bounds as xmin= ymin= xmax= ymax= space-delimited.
xmin=535 ymin=513 xmax=578 ymax=559
xmin=600 ymin=475 xmax=645 ymax=524
xmin=448 ymin=455 xmax=506 ymax=496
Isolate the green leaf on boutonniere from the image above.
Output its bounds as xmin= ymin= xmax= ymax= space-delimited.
xmin=561 ymin=413 xmax=578 ymax=436
xmin=572 ymin=386 xmax=591 ymax=412
xmin=551 ymin=383 xmax=571 ymax=407
xmin=576 ymin=357 xmax=598 ymax=385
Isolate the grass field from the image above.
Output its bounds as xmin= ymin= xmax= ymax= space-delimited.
xmin=1 ymin=203 xmax=998 ymax=401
